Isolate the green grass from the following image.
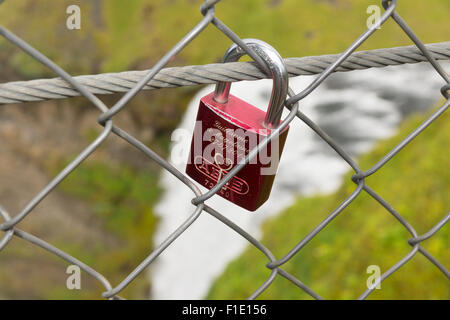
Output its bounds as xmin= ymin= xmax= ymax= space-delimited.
xmin=53 ymin=160 xmax=161 ymax=299
xmin=1 ymin=0 xmax=449 ymax=76
xmin=208 ymin=105 xmax=450 ymax=300
xmin=58 ymin=162 xmax=160 ymax=238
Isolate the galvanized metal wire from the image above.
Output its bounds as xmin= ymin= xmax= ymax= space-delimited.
xmin=1 ymin=42 xmax=449 ymax=105
xmin=0 ymin=0 xmax=448 ymax=300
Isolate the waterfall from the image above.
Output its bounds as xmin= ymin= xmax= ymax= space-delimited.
xmin=150 ymin=62 xmax=447 ymax=299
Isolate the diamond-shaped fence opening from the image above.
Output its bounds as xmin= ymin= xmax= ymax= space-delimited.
xmin=0 ymin=0 xmax=448 ymax=299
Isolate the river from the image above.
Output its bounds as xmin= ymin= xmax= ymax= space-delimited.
xmin=150 ymin=62 xmax=448 ymax=299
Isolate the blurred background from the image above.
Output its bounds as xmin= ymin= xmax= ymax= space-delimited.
xmin=0 ymin=0 xmax=448 ymax=299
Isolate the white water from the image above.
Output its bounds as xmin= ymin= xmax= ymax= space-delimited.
xmin=150 ymin=62 xmax=447 ymax=299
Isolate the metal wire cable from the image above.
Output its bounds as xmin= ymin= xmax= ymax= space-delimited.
xmin=0 ymin=0 xmax=448 ymax=300
xmin=0 ymin=42 xmax=449 ymax=105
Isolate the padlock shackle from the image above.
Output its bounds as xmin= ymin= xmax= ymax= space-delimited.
xmin=213 ymin=39 xmax=288 ymax=129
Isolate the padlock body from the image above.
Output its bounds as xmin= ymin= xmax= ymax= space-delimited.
xmin=186 ymin=92 xmax=288 ymax=211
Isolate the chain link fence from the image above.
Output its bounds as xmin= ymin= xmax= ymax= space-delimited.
xmin=0 ymin=0 xmax=449 ymax=300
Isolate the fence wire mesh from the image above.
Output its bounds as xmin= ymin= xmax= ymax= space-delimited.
xmin=0 ymin=0 xmax=449 ymax=300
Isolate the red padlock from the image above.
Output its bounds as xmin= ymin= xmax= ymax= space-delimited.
xmin=186 ymin=39 xmax=289 ymax=211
